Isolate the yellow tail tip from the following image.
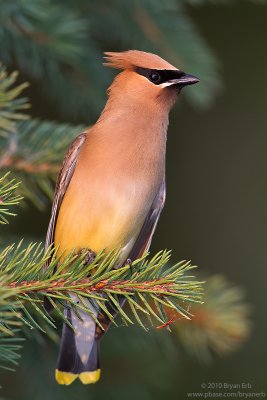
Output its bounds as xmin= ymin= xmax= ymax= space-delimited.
xmin=55 ymin=369 xmax=101 ymax=385
xmin=79 ymin=369 xmax=101 ymax=384
xmin=55 ymin=370 xmax=78 ymax=385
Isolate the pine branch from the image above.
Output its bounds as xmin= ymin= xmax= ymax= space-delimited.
xmin=0 ymin=243 xmax=203 ymax=329
xmin=0 ymin=173 xmax=22 ymax=224
xmin=0 ymin=119 xmax=84 ymax=208
xmin=0 ymin=240 xmax=203 ymax=369
xmin=0 ymin=61 xmax=86 ymax=208
xmin=0 ymin=332 xmax=24 ymax=371
xmin=0 ymin=63 xmax=30 ymax=136
xmin=0 ymin=276 xmax=24 ymax=370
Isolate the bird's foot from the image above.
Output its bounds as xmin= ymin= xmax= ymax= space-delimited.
xmin=76 ymin=248 xmax=96 ymax=266
xmin=85 ymin=249 xmax=96 ymax=265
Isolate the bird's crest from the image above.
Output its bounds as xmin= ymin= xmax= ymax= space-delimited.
xmin=103 ymin=50 xmax=177 ymax=71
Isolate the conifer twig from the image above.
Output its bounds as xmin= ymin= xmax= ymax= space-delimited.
xmin=0 ymin=243 xmax=203 ymax=332
xmin=0 ymin=173 xmax=22 ymax=224
xmin=0 ymin=64 xmax=30 ymax=136
xmin=0 ymin=240 xmax=203 ymax=370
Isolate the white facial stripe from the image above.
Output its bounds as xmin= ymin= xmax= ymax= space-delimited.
xmin=160 ymin=81 xmax=176 ymax=88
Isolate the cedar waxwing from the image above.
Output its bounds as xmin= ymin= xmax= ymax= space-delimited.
xmin=45 ymin=50 xmax=199 ymax=385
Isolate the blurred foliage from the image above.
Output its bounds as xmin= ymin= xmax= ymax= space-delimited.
xmin=0 ymin=60 xmax=83 ymax=208
xmin=0 ymin=0 xmax=222 ymax=123
xmin=174 ymin=275 xmax=251 ymax=363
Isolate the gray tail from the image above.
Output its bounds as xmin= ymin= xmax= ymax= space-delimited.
xmin=55 ymin=297 xmax=100 ymax=385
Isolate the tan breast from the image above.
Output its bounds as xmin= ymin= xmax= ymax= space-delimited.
xmin=54 ymin=144 xmax=163 ymax=259
xmin=55 ymin=100 xmax=167 ymax=259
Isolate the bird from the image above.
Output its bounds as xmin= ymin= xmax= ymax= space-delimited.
xmin=45 ymin=50 xmax=199 ymax=385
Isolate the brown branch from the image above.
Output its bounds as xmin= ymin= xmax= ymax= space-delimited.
xmin=0 ymin=157 xmax=60 ymax=174
xmin=11 ymin=16 xmax=52 ymax=45
xmin=0 ymin=135 xmax=60 ymax=174
xmin=9 ymin=278 xmax=178 ymax=295
xmin=0 ymin=134 xmax=18 ymax=169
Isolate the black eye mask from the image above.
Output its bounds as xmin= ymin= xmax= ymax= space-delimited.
xmin=135 ymin=67 xmax=186 ymax=85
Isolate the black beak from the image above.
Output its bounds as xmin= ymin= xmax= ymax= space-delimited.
xmin=169 ymin=73 xmax=200 ymax=87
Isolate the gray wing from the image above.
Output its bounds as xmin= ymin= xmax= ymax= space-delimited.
xmin=45 ymin=132 xmax=87 ymax=252
xmin=95 ymin=179 xmax=166 ymax=338
xmin=127 ymin=179 xmax=166 ymax=260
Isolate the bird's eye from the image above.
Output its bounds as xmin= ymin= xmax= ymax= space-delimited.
xmin=148 ymin=71 xmax=162 ymax=84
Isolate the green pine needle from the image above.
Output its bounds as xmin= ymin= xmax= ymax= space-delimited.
xmin=0 ymin=243 xmax=203 ymax=327
xmin=0 ymin=173 xmax=22 ymax=224
xmin=0 ymin=64 xmax=30 ymax=137
xmin=0 ymin=240 xmax=203 ymax=370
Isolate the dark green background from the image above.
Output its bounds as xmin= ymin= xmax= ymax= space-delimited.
xmin=2 ymin=2 xmax=267 ymax=399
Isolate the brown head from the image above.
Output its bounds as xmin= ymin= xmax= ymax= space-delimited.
xmin=103 ymin=50 xmax=199 ymax=112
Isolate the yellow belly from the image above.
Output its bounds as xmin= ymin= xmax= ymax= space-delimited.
xmin=54 ymin=178 xmax=150 ymax=259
